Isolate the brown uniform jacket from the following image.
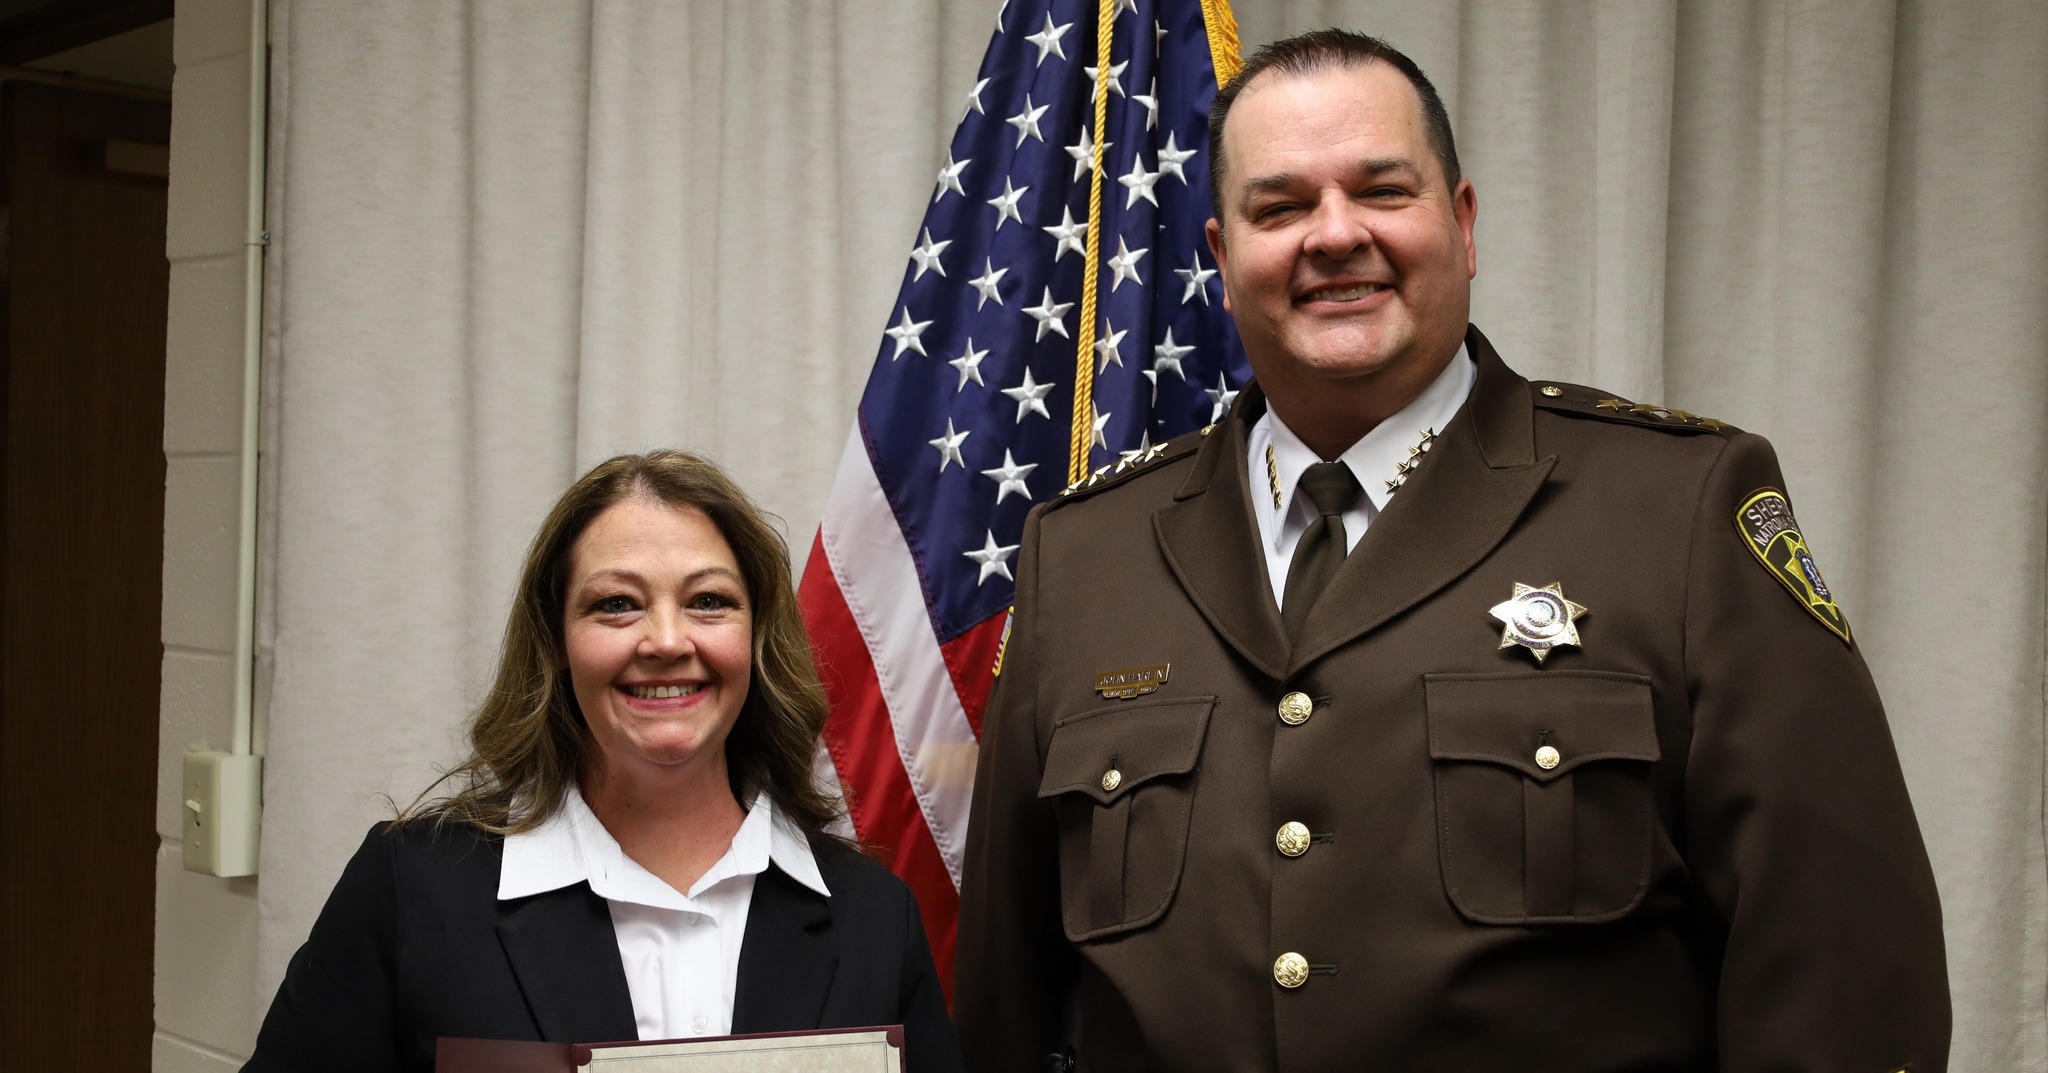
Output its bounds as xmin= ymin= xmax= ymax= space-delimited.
xmin=956 ymin=327 xmax=1948 ymax=1072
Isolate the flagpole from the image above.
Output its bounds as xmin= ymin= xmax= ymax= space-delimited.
xmin=1067 ymin=0 xmax=1118 ymax=485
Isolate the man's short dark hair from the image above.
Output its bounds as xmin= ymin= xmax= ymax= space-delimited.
xmin=1207 ymin=29 xmax=1462 ymax=225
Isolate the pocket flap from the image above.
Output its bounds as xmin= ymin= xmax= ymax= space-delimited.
xmin=1038 ymin=696 xmax=1216 ymax=804
xmin=1426 ymin=671 xmax=1657 ymax=782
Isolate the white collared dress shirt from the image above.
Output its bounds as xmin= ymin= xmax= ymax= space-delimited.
xmin=498 ymin=784 xmax=829 ymax=1041
xmin=1246 ymin=345 xmax=1477 ymax=610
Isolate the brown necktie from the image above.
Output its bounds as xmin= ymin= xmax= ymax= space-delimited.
xmin=1282 ymin=461 xmax=1363 ymax=639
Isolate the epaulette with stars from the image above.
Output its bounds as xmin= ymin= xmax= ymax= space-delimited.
xmin=1055 ymin=423 xmax=1214 ymax=501
xmin=1530 ymin=381 xmax=1742 ymax=437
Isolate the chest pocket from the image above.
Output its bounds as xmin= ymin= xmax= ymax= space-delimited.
xmin=1425 ymin=671 xmax=1658 ymax=925
xmin=1038 ymin=696 xmax=1215 ymax=941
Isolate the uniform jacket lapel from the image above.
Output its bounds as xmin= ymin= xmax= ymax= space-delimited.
xmin=496 ymin=884 xmax=640 ymax=1044
xmin=731 ymin=865 xmax=836 ymax=1034
xmin=1289 ymin=327 xmax=1553 ymax=673
xmin=1154 ymin=401 xmax=1293 ymax=681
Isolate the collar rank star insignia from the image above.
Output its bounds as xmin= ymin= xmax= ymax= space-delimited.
xmin=1386 ymin=428 xmax=1437 ymax=496
xmin=1490 ymin=581 xmax=1588 ymax=664
xmin=1735 ymin=489 xmax=1851 ymax=644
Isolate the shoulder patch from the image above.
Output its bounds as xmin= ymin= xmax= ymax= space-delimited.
xmin=1532 ymin=382 xmax=1738 ymax=437
xmin=1734 ymin=489 xmax=1852 ymax=645
xmin=1054 ymin=426 xmax=1208 ymax=502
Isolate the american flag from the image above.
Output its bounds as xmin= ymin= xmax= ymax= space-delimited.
xmin=797 ymin=0 xmax=1247 ymax=992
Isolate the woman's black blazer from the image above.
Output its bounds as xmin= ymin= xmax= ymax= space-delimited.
xmin=243 ymin=820 xmax=964 ymax=1073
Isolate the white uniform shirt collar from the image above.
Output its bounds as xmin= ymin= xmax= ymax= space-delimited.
xmin=1247 ymin=345 xmax=1476 ymax=607
xmin=498 ymin=783 xmax=829 ymax=904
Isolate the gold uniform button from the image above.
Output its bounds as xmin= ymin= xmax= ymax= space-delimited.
xmin=1273 ymin=952 xmax=1310 ymax=989
xmin=1275 ymin=821 xmax=1311 ymax=857
xmin=1535 ymin=745 xmax=1561 ymax=770
xmin=1101 ymin=768 xmax=1122 ymax=792
xmin=1278 ymin=691 xmax=1314 ymax=726
xmin=1540 ymin=385 xmax=1564 ymax=397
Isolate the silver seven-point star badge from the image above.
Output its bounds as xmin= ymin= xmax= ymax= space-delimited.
xmin=1489 ymin=582 xmax=1588 ymax=664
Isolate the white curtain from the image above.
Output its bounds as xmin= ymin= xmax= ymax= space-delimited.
xmin=256 ymin=2 xmax=2047 ymax=1068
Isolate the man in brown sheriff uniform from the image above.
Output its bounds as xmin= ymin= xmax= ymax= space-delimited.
xmin=955 ymin=29 xmax=1949 ymax=1073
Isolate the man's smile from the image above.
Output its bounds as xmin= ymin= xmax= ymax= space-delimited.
xmin=1297 ymin=281 xmax=1392 ymax=304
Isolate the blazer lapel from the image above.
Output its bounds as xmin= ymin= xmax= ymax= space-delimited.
xmin=1154 ymin=395 xmax=1293 ymax=681
xmin=497 ymin=884 xmax=640 ymax=1044
xmin=1288 ymin=328 xmax=1555 ymax=674
xmin=730 ymin=865 xmax=836 ymax=1034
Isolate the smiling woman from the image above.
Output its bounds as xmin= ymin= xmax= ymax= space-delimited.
xmin=243 ymin=451 xmax=963 ymax=1073
xmin=563 ymin=498 xmax=763 ymax=891
xmin=563 ymin=499 xmax=756 ymax=771
xmin=409 ymin=450 xmax=838 ymax=843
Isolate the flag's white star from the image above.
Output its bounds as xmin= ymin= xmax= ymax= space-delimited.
xmin=1154 ymin=19 xmax=1167 ymax=54
xmin=934 ymin=153 xmax=969 ymax=202
xmin=964 ymin=530 xmax=1020 ymax=585
xmin=1043 ymin=207 xmax=1088 ymax=262
xmin=981 ymin=449 xmax=1038 ymax=503
xmin=987 ymin=178 xmax=1029 ymax=230
xmin=1176 ymin=252 xmax=1217 ymax=305
xmin=1106 ymin=237 xmax=1149 ymax=291
xmin=1025 ymin=14 xmax=1072 ymax=66
xmin=1142 ymin=367 xmax=1160 ymax=404
xmin=1157 ymin=131 xmax=1197 ymax=183
xmin=1091 ymin=403 xmax=1113 ymax=450
xmin=1065 ymin=127 xmax=1108 ymax=182
xmin=1083 ymin=60 xmax=1127 ymax=100
xmin=963 ymin=77 xmax=991 ymax=118
xmin=1113 ymin=0 xmax=1138 ymax=15
xmin=884 ymin=306 xmax=932 ymax=360
xmin=928 ymin=418 xmax=970 ymax=472
xmin=967 ymin=258 xmax=1009 ymax=310
xmin=908 ymin=228 xmax=951 ymax=280
xmin=1095 ymin=323 xmax=1128 ymax=371
xmin=1206 ymin=371 xmax=1239 ymax=421
xmin=1022 ymin=287 xmax=1073 ymax=342
xmin=1003 ymin=366 xmax=1057 ymax=421
xmin=1133 ymin=79 xmax=1160 ymax=130
xmin=1119 ymin=155 xmax=1162 ymax=208
xmin=949 ymin=338 xmax=989 ymax=391
xmin=1153 ymin=327 xmax=1194 ymax=380
xmin=1007 ymin=94 xmax=1050 ymax=147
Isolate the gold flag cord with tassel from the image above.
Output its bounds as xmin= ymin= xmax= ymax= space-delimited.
xmin=1201 ymin=0 xmax=1243 ymax=84
xmin=1066 ymin=0 xmax=1117 ymax=486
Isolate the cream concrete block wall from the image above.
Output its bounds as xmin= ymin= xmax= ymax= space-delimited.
xmin=158 ymin=0 xmax=263 ymax=1069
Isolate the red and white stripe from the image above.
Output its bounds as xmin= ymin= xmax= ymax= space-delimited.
xmin=799 ymin=426 xmax=1007 ymax=993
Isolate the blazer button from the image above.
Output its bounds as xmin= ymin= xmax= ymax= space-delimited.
xmin=1535 ymin=745 xmax=1561 ymax=770
xmin=1275 ymin=821 xmax=1311 ymax=857
xmin=1273 ymin=952 xmax=1310 ymax=989
xmin=1101 ymin=768 xmax=1122 ymax=792
xmin=1278 ymin=691 xmax=1314 ymax=726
